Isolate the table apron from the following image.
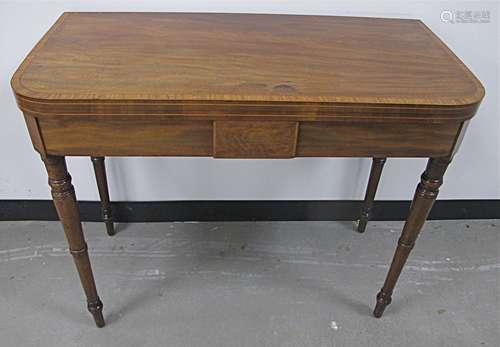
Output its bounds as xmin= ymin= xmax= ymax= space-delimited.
xmin=33 ymin=117 xmax=463 ymax=158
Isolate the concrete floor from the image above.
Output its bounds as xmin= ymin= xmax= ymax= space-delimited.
xmin=0 ymin=220 xmax=498 ymax=347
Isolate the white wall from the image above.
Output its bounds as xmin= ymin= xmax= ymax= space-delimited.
xmin=0 ymin=0 xmax=498 ymax=201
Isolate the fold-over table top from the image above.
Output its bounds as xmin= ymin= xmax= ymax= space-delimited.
xmin=12 ymin=12 xmax=484 ymax=120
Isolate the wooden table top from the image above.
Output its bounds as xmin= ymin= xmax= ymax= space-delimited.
xmin=12 ymin=12 xmax=483 ymax=120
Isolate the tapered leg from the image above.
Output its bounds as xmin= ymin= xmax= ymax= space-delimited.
xmin=357 ymin=157 xmax=386 ymax=233
xmin=373 ymin=157 xmax=451 ymax=318
xmin=91 ymin=157 xmax=115 ymax=236
xmin=43 ymin=155 xmax=105 ymax=327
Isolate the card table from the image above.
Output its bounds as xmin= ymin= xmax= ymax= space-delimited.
xmin=11 ymin=13 xmax=484 ymax=327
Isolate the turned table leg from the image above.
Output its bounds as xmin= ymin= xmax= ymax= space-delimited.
xmin=357 ymin=157 xmax=386 ymax=233
xmin=373 ymin=157 xmax=450 ymax=318
xmin=43 ymin=155 xmax=105 ymax=327
xmin=91 ymin=157 xmax=115 ymax=236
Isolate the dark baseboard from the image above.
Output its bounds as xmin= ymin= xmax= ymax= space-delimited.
xmin=0 ymin=199 xmax=499 ymax=222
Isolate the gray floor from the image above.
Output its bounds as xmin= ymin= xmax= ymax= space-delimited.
xmin=0 ymin=220 xmax=498 ymax=347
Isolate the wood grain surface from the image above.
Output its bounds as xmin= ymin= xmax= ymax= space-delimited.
xmin=12 ymin=12 xmax=484 ymax=120
xmin=214 ymin=121 xmax=298 ymax=158
xmin=39 ymin=118 xmax=213 ymax=156
xmin=37 ymin=117 xmax=461 ymax=158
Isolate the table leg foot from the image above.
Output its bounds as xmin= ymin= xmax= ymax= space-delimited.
xmin=104 ymin=220 xmax=115 ymax=237
xmin=373 ymin=290 xmax=392 ymax=318
xmin=356 ymin=214 xmax=369 ymax=234
xmin=88 ymin=298 xmax=105 ymax=328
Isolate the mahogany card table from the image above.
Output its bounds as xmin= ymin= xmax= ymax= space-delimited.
xmin=11 ymin=12 xmax=484 ymax=327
